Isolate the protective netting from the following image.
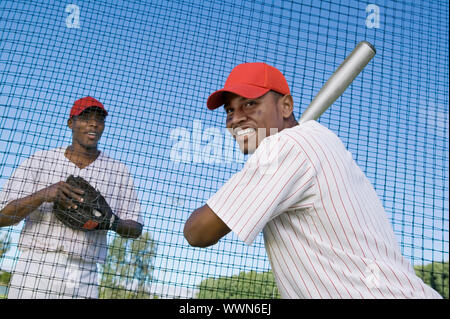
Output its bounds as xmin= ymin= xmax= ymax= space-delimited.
xmin=0 ymin=0 xmax=448 ymax=299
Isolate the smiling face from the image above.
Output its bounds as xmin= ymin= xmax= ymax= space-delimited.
xmin=224 ymin=91 xmax=296 ymax=154
xmin=68 ymin=107 xmax=106 ymax=151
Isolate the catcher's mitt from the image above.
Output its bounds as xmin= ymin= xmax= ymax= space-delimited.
xmin=53 ymin=175 xmax=119 ymax=231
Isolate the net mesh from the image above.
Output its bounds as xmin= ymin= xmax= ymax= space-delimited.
xmin=0 ymin=0 xmax=448 ymax=299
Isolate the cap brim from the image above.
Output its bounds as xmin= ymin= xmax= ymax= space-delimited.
xmin=73 ymin=106 xmax=108 ymax=117
xmin=88 ymin=106 xmax=108 ymax=115
xmin=207 ymin=84 xmax=270 ymax=110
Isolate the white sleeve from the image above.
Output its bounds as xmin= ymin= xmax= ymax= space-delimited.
xmin=115 ymin=166 xmax=143 ymax=224
xmin=207 ymin=134 xmax=315 ymax=245
xmin=0 ymin=153 xmax=41 ymax=211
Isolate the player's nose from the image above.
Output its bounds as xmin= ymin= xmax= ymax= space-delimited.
xmin=228 ymin=108 xmax=248 ymax=129
xmin=86 ymin=118 xmax=102 ymax=127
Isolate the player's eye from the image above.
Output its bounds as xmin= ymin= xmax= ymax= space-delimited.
xmin=78 ymin=114 xmax=105 ymax=123
xmin=224 ymin=107 xmax=233 ymax=114
xmin=243 ymin=100 xmax=256 ymax=108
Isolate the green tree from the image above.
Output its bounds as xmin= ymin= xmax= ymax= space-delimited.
xmin=99 ymin=232 xmax=158 ymax=299
xmin=196 ymin=270 xmax=281 ymax=299
xmin=0 ymin=232 xmax=11 ymax=298
xmin=414 ymin=261 xmax=449 ymax=299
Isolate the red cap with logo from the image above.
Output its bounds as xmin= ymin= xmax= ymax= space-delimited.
xmin=70 ymin=96 xmax=108 ymax=118
xmin=207 ymin=62 xmax=290 ymax=110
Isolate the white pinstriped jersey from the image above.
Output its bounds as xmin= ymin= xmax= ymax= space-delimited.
xmin=207 ymin=120 xmax=441 ymax=299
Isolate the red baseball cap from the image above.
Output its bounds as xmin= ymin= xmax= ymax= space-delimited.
xmin=70 ymin=96 xmax=108 ymax=118
xmin=207 ymin=62 xmax=290 ymax=110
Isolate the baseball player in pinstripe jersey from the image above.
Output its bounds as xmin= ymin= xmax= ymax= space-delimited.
xmin=184 ymin=62 xmax=442 ymax=299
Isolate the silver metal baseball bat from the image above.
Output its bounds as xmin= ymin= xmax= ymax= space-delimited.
xmin=298 ymin=41 xmax=376 ymax=124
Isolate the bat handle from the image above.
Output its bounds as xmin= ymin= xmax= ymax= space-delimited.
xmin=299 ymin=41 xmax=376 ymax=124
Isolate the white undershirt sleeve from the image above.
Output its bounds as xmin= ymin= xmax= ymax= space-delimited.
xmin=0 ymin=153 xmax=41 ymax=212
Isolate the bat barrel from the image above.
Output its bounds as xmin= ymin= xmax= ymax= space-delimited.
xmin=299 ymin=41 xmax=376 ymax=124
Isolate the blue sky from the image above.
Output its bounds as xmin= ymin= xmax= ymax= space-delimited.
xmin=0 ymin=0 xmax=448 ymax=294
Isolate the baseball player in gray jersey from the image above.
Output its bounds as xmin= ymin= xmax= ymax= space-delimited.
xmin=0 ymin=96 xmax=143 ymax=298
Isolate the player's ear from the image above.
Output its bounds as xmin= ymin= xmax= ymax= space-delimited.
xmin=279 ymin=94 xmax=294 ymax=119
xmin=67 ymin=117 xmax=73 ymax=129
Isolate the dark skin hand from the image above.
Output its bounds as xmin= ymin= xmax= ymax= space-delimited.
xmin=0 ymin=181 xmax=84 ymax=227
xmin=0 ymin=108 xmax=143 ymax=238
xmin=184 ymin=91 xmax=298 ymax=247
